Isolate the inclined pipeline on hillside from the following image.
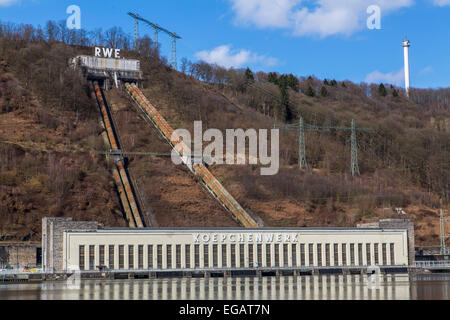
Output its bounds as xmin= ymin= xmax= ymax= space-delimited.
xmin=124 ymin=82 xmax=259 ymax=228
xmin=91 ymin=82 xmax=146 ymax=228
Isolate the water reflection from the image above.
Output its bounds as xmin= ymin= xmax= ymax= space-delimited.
xmin=0 ymin=274 xmax=449 ymax=300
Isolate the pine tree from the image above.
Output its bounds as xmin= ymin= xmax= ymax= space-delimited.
xmin=378 ymin=83 xmax=387 ymax=97
xmin=305 ymin=85 xmax=315 ymax=97
xmin=324 ymin=79 xmax=330 ymax=86
xmin=279 ymin=84 xmax=291 ymax=121
xmin=245 ymin=67 xmax=254 ymax=82
xmin=319 ymin=86 xmax=328 ymax=97
xmin=331 ymin=79 xmax=337 ymax=86
xmin=342 ymin=82 xmax=347 ymax=88
xmin=267 ymin=72 xmax=278 ymax=85
xmin=392 ymin=88 xmax=399 ymax=97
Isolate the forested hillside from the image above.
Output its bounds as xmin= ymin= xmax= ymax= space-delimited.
xmin=0 ymin=21 xmax=448 ymax=245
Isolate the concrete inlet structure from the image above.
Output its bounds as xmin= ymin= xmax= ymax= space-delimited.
xmin=42 ymin=218 xmax=411 ymax=273
xmin=70 ymin=55 xmax=142 ymax=89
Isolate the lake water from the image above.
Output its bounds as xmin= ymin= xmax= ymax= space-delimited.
xmin=0 ymin=274 xmax=449 ymax=300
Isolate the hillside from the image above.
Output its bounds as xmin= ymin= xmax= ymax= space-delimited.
xmin=0 ymin=22 xmax=448 ymax=246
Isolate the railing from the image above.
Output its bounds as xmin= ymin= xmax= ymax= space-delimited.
xmin=414 ymin=261 xmax=450 ymax=268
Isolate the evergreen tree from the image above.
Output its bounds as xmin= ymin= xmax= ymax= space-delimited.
xmin=245 ymin=67 xmax=254 ymax=82
xmin=319 ymin=86 xmax=328 ymax=97
xmin=378 ymin=83 xmax=387 ymax=97
xmin=392 ymin=88 xmax=399 ymax=97
xmin=267 ymin=72 xmax=278 ymax=85
xmin=324 ymin=79 xmax=330 ymax=86
xmin=305 ymin=85 xmax=315 ymax=97
xmin=331 ymin=79 xmax=337 ymax=86
xmin=342 ymin=82 xmax=347 ymax=88
xmin=279 ymin=83 xmax=292 ymax=121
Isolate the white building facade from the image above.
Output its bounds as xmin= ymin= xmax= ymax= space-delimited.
xmin=62 ymin=228 xmax=409 ymax=271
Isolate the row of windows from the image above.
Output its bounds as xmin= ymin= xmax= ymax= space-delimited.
xmin=78 ymin=243 xmax=396 ymax=270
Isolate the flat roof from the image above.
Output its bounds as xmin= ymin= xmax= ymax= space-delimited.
xmin=63 ymin=227 xmax=408 ymax=233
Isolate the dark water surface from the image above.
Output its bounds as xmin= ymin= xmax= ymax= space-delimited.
xmin=0 ymin=274 xmax=449 ymax=300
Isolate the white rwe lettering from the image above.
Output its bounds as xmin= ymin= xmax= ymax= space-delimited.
xmin=102 ymin=47 xmax=113 ymax=58
xmin=94 ymin=47 xmax=101 ymax=57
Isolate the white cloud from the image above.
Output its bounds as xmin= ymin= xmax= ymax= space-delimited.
xmin=0 ymin=0 xmax=19 ymax=6
xmin=432 ymin=0 xmax=450 ymax=6
xmin=365 ymin=69 xmax=404 ymax=86
xmin=229 ymin=0 xmax=301 ymax=28
xmin=195 ymin=45 xmax=278 ymax=69
xmin=419 ymin=66 xmax=433 ymax=75
xmin=228 ymin=0 xmax=413 ymax=37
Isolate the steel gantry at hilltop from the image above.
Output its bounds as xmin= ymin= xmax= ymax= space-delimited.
xmin=127 ymin=12 xmax=181 ymax=70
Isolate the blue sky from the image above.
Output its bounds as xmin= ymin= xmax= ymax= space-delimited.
xmin=0 ymin=0 xmax=449 ymax=88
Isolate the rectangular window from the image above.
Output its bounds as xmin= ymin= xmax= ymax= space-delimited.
xmin=89 ymin=245 xmax=95 ymax=270
xmin=239 ymin=244 xmax=245 ymax=268
xmin=341 ymin=244 xmax=347 ymax=266
xmin=79 ymin=245 xmax=85 ymax=271
xmin=248 ymin=244 xmax=254 ymax=267
xmin=185 ymin=245 xmax=190 ymax=269
xmin=148 ymin=245 xmax=153 ymax=269
xmin=274 ymin=244 xmax=280 ymax=267
xmin=176 ymin=245 xmax=181 ymax=269
xmin=374 ymin=244 xmax=379 ymax=265
xmin=266 ymin=244 xmax=271 ymax=267
xmin=128 ymin=245 xmax=134 ymax=270
xmin=221 ymin=244 xmax=227 ymax=267
xmin=119 ymin=245 xmax=124 ymax=270
xmin=309 ymin=244 xmax=314 ymax=266
xmin=325 ymin=244 xmax=330 ymax=267
xmin=358 ymin=244 xmax=363 ymax=266
xmin=382 ymin=244 xmax=387 ymax=266
xmin=166 ymin=245 xmax=172 ymax=269
xmin=157 ymin=245 xmax=162 ymax=269
xmin=99 ymin=245 xmax=105 ymax=267
xmin=283 ymin=244 xmax=289 ymax=267
xmin=194 ymin=245 xmax=200 ymax=268
xmin=231 ymin=244 xmax=236 ymax=268
xmin=108 ymin=245 xmax=114 ymax=270
xmin=292 ymin=244 xmax=297 ymax=267
xmin=212 ymin=244 xmax=218 ymax=268
xmin=366 ymin=244 xmax=371 ymax=266
xmin=203 ymin=245 xmax=209 ymax=268
xmin=334 ymin=244 xmax=339 ymax=266
xmin=300 ymin=244 xmax=305 ymax=267
xmin=350 ymin=244 xmax=355 ymax=266
xmin=317 ymin=244 xmax=322 ymax=267
xmin=390 ymin=243 xmax=395 ymax=265
xmin=257 ymin=244 xmax=262 ymax=267
xmin=138 ymin=245 xmax=143 ymax=269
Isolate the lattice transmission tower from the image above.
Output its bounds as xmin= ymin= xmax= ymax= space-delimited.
xmin=275 ymin=118 xmax=371 ymax=176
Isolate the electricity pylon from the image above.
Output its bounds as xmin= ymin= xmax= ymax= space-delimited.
xmin=275 ymin=118 xmax=371 ymax=176
xmin=127 ymin=12 xmax=181 ymax=70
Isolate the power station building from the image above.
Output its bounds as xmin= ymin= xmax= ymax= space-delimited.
xmin=43 ymin=218 xmax=412 ymax=272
